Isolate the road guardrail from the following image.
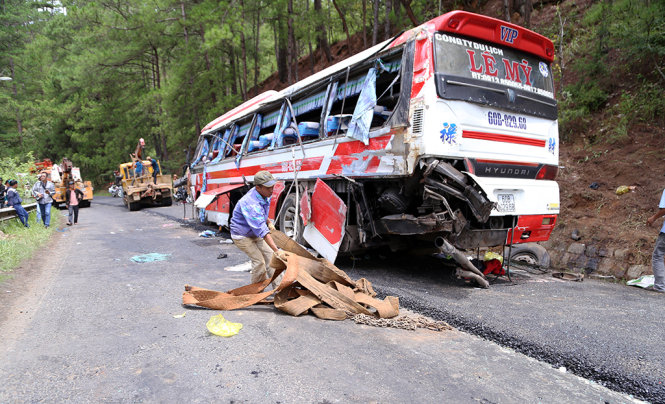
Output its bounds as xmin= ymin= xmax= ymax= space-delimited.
xmin=0 ymin=202 xmax=38 ymax=223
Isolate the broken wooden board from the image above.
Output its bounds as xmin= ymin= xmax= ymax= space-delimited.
xmin=182 ymin=230 xmax=398 ymax=320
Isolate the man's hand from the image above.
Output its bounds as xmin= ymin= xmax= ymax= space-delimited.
xmin=648 ymin=217 xmax=656 ymax=226
xmin=268 ymin=221 xmax=276 ymax=231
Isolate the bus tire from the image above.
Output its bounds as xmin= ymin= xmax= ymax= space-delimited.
xmin=506 ymin=243 xmax=550 ymax=268
xmin=278 ymin=193 xmax=305 ymax=244
xmin=161 ymin=197 xmax=173 ymax=207
xmin=128 ymin=201 xmax=141 ymax=211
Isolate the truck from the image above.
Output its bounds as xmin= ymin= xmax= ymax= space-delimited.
xmin=34 ymin=158 xmax=94 ymax=208
xmin=118 ymin=159 xmax=173 ymax=211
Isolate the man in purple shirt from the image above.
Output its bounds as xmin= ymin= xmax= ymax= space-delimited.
xmin=230 ymin=171 xmax=280 ymax=285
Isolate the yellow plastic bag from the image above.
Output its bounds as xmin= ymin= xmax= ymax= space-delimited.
xmin=484 ymin=251 xmax=504 ymax=264
xmin=206 ymin=314 xmax=243 ymax=337
xmin=616 ymin=186 xmax=629 ymax=195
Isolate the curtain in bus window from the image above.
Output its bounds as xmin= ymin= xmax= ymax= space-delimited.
xmin=210 ymin=129 xmax=230 ymax=164
xmin=246 ymin=114 xmax=265 ymax=152
xmin=347 ymin=67 xmax=377 ymax=145
xmin=263 ymin=109 xmax=280 ymax=128
xmin=292 ymin=91 xmax=327 ymax=116
xmin=322 ymin=81 xmax=339 ymax=136
xmin=337 ymin=75 xmax=367 ymax=100
xmin=272 ymin=103 xmax=293 ymax=148
xmin=209 ymin=134 xmax=222 ymax=160
xmin=190 ymin=138 xmax=209 ymax=167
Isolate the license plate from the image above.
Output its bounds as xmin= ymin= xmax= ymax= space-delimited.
xmin=498 ymin=193 xmax=515 ymax=212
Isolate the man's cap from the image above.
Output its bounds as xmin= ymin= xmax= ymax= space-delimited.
xmin=68 ymin=181 xmax=75 ymax=185
xmin=254 ymin=170 xmax=276 ymax=187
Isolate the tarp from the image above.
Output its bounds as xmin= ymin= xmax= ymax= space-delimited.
xmin=182 ymin=230 xmax=399 ymax=321
xmin=194 ymin=183 xmax=244 ymax=209
xmin=346 ymin=67 xmax=377 ymax=145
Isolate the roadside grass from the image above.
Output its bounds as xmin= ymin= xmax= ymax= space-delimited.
xmin=0 ymin=211 xmax=60 ymax=280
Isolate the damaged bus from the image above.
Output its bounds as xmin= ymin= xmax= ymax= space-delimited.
xmin=188 ymin=10 xmax=559 ymax=268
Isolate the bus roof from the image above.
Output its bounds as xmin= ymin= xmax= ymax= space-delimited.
xmin=392 ymin=10 xmax=554 ymax=62
xmin=200 ymin=11 xmax=554 ymax=136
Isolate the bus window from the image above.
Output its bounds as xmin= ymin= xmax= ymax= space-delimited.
xmin=433 ymin=32 xmax=556 ymax=119
xmin=246 ymin=107 xmax=280 ymax=154
xmin=229 ymin=118 xmax=253 ymax=157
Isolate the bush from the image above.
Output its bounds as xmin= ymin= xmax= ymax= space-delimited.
xmin=0 ymin=152 xmax=39 ymax=202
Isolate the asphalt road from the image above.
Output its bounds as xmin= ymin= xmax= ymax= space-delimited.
xmin=0 ymin=197 xmax=646 ymax=403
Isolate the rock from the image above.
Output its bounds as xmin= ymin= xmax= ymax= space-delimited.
xmin=584 ymin=258 xmax=600 ymax=273
xmin=597 ymin=258 xmax=618 ymax=275
xmin=614 ymin=248 xmax=631 ymax=261
xmin=567 ymin=242 xmax=586 ymax=255
xmin=598 ymin=248 xmax=612 ymax=258
xmin=585 ymin=245 xmax=598 ymax=258
xmin=571 ymin=229 xmax=582 ymax=241
xmin=625 ymin=265 xmax=651 ymax=280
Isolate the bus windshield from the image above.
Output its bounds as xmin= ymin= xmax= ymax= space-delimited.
xmin=434 ymin=32 xmax=556 ymax=119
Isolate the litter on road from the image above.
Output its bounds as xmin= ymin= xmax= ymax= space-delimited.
xmin=206 ymin=314 xmax=242 ymax=337
xmin=199 ymin=230 xmax=215 ymax=238
xmin=627 ymin=275 xmax=655 ymax=289
xmin=552 ymin=272 xmax=584 ymax=281
xmin=183 ymin=231 xmax=399 ymax=321
xmin=219 ymin=238 xmax=233 ymax=244
xmin=217 ymin=253 xmax=228 ymax=259
xmin=130 ymin=253 xmax=171 ymax=263
xmin=172 ymin=312 xmax=186 ymax=318
xmin=224 ymin=261 xmax=252 ymax=272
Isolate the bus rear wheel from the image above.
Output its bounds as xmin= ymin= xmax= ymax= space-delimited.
xmin=505 ymin=243 xmax=551 ymax=268
xmin=278 ymin=193 xmax=305 ymax=244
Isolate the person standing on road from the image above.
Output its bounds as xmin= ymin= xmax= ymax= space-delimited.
xmin=6 ymin=180 xmax=29 ymax=228
xmin=65 ymin=181 xmax=83 ymax=226
xmin=230 ymin=171 xmax=280 ymax=286
xmin=32 ymin=172 xmax=55 ymax=228
xmin=646 ymin=189 xmax=665 ymax=293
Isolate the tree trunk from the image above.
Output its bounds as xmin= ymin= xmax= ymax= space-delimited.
xmin=254 ymin=4 xmax=261 ymax=96
xmin=362 ymin=0 xmax=367 ymax=48
xmin=399 ymin=0 xmax=419 ymax=26
xmin=306 ymin=0 xmax=314 ymax=74
xmin=314 ymin=0 xmax=332 ymax=62
xmin=384 ymin=0 xmax=391 ymax=39
xmin=229 ymin=47 xmax=238 ymax=95
xmin=524 ymin=0 xmax=532 ymax=28
xmin=8 ymin=57 xmax=22 ymax=146
xmin=332 ymin=0 xmax=352 ymax=55
xmin=372 ymin=0 xmax=379 ymax=45
xmin=276 ymin=16 xmax=289 ymax=83
xmin=287 ymin=0 xmax=297 ymax=83
xmin=504 ymin=0 xmax=511 ymax=22
xmin=199 ymin=24 xmax=217 ymax=105
xmin=240 ymin=0 xmax=249 ymax=99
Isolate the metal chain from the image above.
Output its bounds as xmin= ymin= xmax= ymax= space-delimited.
xmin=350 ymin=313 xmax=452 ymax=332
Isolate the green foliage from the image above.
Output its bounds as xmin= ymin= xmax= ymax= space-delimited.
xmin=0 ymin=211 xmax=58 ymax=275
xmin=0 ymin=152 xmax=39 ymax=201
xmin=554 ymin=0 xmax=665 ymax=142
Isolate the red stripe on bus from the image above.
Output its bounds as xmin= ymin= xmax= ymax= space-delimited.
xmin=326 ymin=135 xmax=392 ymax=174
xmin=206 ymin=157 xmax=325 ymax=180
xmin=462 ymin=130 xmax=546 ymax=147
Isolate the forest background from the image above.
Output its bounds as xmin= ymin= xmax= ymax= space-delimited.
xmin=0 ymin=0 xmax=663 ymax=187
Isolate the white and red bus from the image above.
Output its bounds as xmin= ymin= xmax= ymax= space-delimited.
xmin=188 ymin=10 xmax=559 ymax=264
